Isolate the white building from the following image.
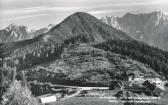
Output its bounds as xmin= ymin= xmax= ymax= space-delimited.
xmin=40 ymin=95 xmax=57 ymax=104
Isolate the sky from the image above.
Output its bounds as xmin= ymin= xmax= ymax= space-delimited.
xmin=0 ymin=0 xmax=168 ymax=30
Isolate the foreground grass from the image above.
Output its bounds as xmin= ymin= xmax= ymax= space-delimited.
xmin=48 ymin=97 xmax=160 ymax=105
xmin=48 ymin=97 xmax=113 ymax=105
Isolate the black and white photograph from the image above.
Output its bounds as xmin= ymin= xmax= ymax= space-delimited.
xmin=1 ymin=0 xmax=168 ymax=105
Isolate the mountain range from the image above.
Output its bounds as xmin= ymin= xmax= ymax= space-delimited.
xmin=1 ymin=12 xmax=168 ymax=95
xmin=3 ymin=11 xmax=168 ymax=52
xmin=0 ymin=24 xmax=54 ymax=43
xmin=101 ymin=11 xmax=168 ymax=51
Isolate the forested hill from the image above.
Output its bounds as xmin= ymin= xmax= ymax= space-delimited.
xmin=94 ymin=39 xmax=168 ymax=79
xmin=0 ymin=12 xmax=132 ymax=70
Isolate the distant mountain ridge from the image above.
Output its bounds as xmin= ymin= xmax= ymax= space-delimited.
xmin=101 ymin=16 xmax=121 ymax=30
xmin=0 ymin=24 xmax=54 ymax=43
xmin=101 ymin=11 xmax=168 ymax=51
xmin=0 ymin=24 xmax=29 ymax=43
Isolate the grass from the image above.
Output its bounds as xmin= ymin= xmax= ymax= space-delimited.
xmin=48 ymin=97 xmax=116 ymax=105
xmin=46 ymin=89 xmax=168 ymax=105
xmin=48 ymin=97 xmax=160 ymax=105
xmin=152 ymin=92 xmax=168 ymax=105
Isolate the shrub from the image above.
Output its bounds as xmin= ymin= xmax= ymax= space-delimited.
xmin=1 ymin=80 xmax=38 ymax=105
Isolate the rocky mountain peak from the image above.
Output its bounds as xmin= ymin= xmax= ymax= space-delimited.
xmin=101 ymin=16 xmax=121 ymax=30
xmin=47 ymin=12 xmax=131 ymax=43
xmin=6 ymin=24 xmax=27 ymax=33
xmin=101 ymin=11 xmax=168 ymax=51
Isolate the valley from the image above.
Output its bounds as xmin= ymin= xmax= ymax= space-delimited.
xmin=1 ymin=12 xmax=168 ymax=105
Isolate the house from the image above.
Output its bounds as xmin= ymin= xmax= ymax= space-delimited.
xmin=147 ymin=78 xmax=165 ymax=90
xmin=39 ymin=94 xmax=58 ymax=104
xmin=128 ymin=73 xmax=135 ymax=81
xmin=40 ymin=95 xmax=56 ymax=104
xmin=143 ymin=80 xmax=156 ymax=91
xmin=143 ymin=80 xmax=162 ymax=96
xmin=109 ymin=81 xmax=123 ymax=90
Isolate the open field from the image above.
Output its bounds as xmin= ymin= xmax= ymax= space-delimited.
xmin=38 ymin=87 xmax=166 ymax=105
xmin=48 ymin=97 xmax=117 ymax=105
xmin=42 ymin=87 xmax=168 ymax=105
xmin=152 ymin=93 xmax=168 ymax=105
xmin=48 ymin=97 xmax=161 ymax=105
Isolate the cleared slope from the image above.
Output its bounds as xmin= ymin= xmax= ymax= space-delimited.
xmin=26 ymin=43 xmax=159 ymax=86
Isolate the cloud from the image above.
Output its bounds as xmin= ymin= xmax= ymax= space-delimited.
xmin=87 ymin=1 xmax=161 ymax=9
xmin=0 ymin=6 xmax=81 ymax=15
xmin=0 ymin=0 xmax=168 ymax=29
xmin=0 ymin=1 xmax=165 ymax=16
xmin=3 ymin=14 xmax=50 ymax=21
xmin=89 ymin=9 xmax=123 ymax=15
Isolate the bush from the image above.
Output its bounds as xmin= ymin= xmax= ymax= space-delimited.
xmin=1 ymin=80 xmax=38 ymax=105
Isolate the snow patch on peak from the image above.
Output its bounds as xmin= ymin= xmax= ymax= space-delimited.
xmin=155 ymin=11 xmax=168 ymax=26
xmin=7 ymin=24 xmax=16 ymax=31
xmin=101 ymin=16 xmax=121 ymax=30
xmin=11 ymin=31 xmax=18 ymax=37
